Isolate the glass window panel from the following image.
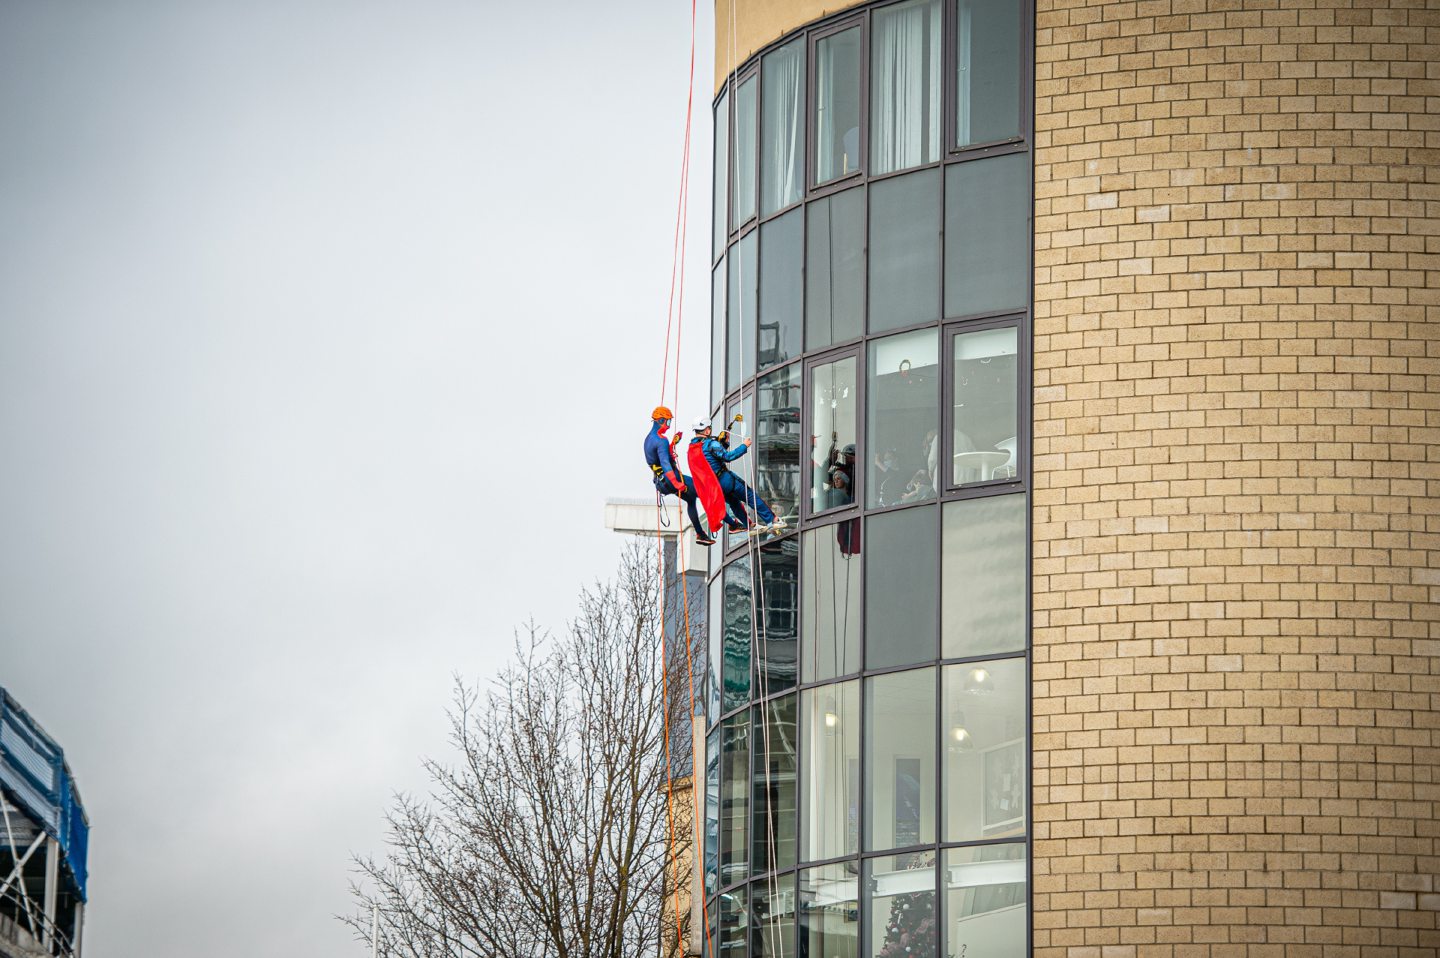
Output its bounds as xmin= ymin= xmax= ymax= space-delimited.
xmin=869 ymin=168 xmax=941 ymax=332
xmin=867 ymin=329 xmax=939 ymax=508
xmin=944 ymin=153 xmax=1029 ymax=317
xmin=809 ymin=356 xmax=859 ymax=515
xmin=944 ymin=844 xmax=1027 ymax=957
xmin=864 ymin=668 xmax=937 ymax=851
xmin=751 ymin=873 xmax=797 ymax=958
xmin=734 ymin=75 xmax=758 ymax=228
xmin=707 ymin=896 xmax=720 ymax=958
xmin=723 ymin=555 xmax=753 ymax=712
xmin=717 ymin=883 xmax=749 ymax=956
xmin=942 ymin=493 xmax=1026 ymax=658
xmin=805 ymin=186 xmax=865 ymax=350
xmin=864 ymin=507 xmax=938 ymax=669
xmin=755 ymin=537 xmax=799 ymax=695
xmin=956 ymin=0 xmax=1023 ymax=148
xmin=943 ymin=657 xmax=1026 ymax=842
xmin=761 ymin=39 xmax=806 ymax=216
xmin=801 ymin=526 xmax=861 ymax=684
xmin=801 ymin=679 xmax=860 ymax=861
xmin=721 ymin=712 xmax=751 ymax=887
xmin=708 ymin=574 xmax=723 ymax=722
xmin=751 ymin=693 xmax=798 ymax=874
xmin=756 ymin=364 xmax=801 ymax=526
xmin=800 ymin=863 xmax=859 ymax=958
xmin=724 ymin=392 xmax=756 ymax=551
xmin=866 ymin=852 xmax=938 ymax=958
xmin=815 ymin=26 xmax=862 ymax=184
xmin=758 ymin=210 xmax=803 ymax=371
xmin=870 ymin=0 xmax=941 ymax=175
xmin=712 ymin=257 xmax=726 ymax=408
xmin=714 ymin=91 xmax=730 ymax=256
xmin=727 ymin=231 xmax=758 ymax=392
xmin=951 ymin=326 xmax=1019 ymax=485
xmin=706 ymin=728 xmax=721 ymax=896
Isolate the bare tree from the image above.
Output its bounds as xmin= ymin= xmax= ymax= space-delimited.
xmin=345 ymin=542 xmax=698 ymax=958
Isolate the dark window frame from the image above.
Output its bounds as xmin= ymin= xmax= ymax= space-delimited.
xmin=730 ymin=63 xmax=762 ymax=238
xmin=944 ymin=0 xmax=1032 ymax=156
xmin=807 ymin=15 xmax=868 ymax=195
xmin=940 ymin=313 xmax=1028 ymax=498
xmin=802 ymin=344 xmax=865 ymax=524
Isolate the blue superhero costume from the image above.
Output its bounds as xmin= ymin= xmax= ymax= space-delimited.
xmin=644 ymin=420 xmax=707 ymax=536
xmin=701 ymin=435 xmax=776 ymax=527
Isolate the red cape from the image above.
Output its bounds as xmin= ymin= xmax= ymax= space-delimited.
xmin=687 ymin=439 xmax=726 ymax=535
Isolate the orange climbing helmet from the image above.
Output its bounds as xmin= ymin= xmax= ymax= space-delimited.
xmin=652 ymin=405 xmax=674 ymax=421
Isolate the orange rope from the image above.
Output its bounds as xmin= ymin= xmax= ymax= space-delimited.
xmin=657 ymin=0 xmax=707 ymax=950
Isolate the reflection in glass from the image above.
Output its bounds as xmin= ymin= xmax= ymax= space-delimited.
xmin=751 ymin=694 xmax=798 ymax=874
xmin=866 ymin=852 xmax=938 ymax=957
xmin=755 ymin=538 xmax=799 ymax=695
xmin=864 ymin=507 xmax=938 ymax=670
xmin=727 ymin=231 xmax=758 ymax=392
xmin=810 ymin=356 xmax=858 ymax=514
xmin=712 ymin=256 xmax=726 ymax=418
xmin=865 ymin=668 xmax=936 ymax=851
xmin=801 ymin=679 xmax=859 ymax=861
xmin=944 ymin=153 xmax=1029 ymax=317
xmin=759 ymin=209 xmax=803 ymax=371
xmin=799 ymin=863 xmax=859 ymax=958
xmin=943 ymin=657 xmax=1026 ymax=842
xmin=756 ymin=364 xmax=801 ymax=525
xmin=705 ymin=729 xmax=720 ymax=895
xmin=724 ymin=393 xmax=756 ymax=552
xmin=951 ymin=326 xmax=1019 ymax=485
xmin=716 ymin=882 xmax=749 ymax=956
xmin=956 ymin=0 xmax=1023 ymax=147
xmin=722 ymin=556 xmax=753 ymax=712
xmin=871 ymin=0 xmax=941 ymax=174
xmin=869 ymin=168 xmax=941 ymax=332
xmin=801 ymin=526 xmax=861 ymax=683
xmin=867 ymin=329 xmax=939 ymax=508
xmin=942 ymin=493 xmax=1026 ymax=659
xmin=720 ymin=713 xmax=750 ymax=886
xmin=815 ymin=26 xmax=862 ymax=184
xmin=761 ymin=39 xmax=806 ymax=216
xmin=944 ymin=843 xmax=1027 ymax=957
xmin=806 ymin=186 xmax=865 ymax=351
xmin=708 ymin=574 xmax=722 ymax=722
xmin=751 ymin=873 xmax=796 ymax=957
xmin=713 ymin=90 xmax=729 ymax=255
xmin=733 ymin=75 xmax=758 ymax=228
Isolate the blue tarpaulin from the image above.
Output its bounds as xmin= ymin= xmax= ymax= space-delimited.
xmin=0 ymin=687 xmax=88 ymax=901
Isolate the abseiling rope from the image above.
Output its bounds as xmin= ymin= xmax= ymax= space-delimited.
xmin=651 ymin=0 xmax=714 ymax=955
xmin=724 ymin=0 xmax=788 ymax=952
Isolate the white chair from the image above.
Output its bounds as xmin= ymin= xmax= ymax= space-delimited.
xmin=992 ymin=437 xmax=1018 ymax=479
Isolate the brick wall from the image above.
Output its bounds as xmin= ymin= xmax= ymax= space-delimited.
xmin=1030 ymin=1 xmax=1439 ymax=956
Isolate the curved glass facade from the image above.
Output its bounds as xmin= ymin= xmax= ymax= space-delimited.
xmin=706 ymin=1 xmax=1032 ymax=955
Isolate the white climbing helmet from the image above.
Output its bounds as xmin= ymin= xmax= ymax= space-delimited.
xmin=692 ymin=417 xmax=712 ymax=433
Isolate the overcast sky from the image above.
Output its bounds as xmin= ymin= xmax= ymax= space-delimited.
xmin=0 ymin=1 xmax=713 ymax=953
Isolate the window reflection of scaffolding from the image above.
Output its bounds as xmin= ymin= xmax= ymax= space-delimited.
xmin=757 ymin=368 xmax=802 ymax=523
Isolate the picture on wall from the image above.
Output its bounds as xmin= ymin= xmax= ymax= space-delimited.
xmin=981 ymin=739 xmax=1024 ymax=834
xmin=894 ymin=757 xmax=922 ymax=846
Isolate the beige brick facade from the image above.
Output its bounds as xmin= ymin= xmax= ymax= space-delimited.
xmin=1031 ymin=2 xmax=1440 ymax=956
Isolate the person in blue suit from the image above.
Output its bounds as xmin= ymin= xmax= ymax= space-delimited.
xmin=644 ymin=406 xmax=715 ymax=546
xmin=693 ymin=417 xmax=785 ymax=534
